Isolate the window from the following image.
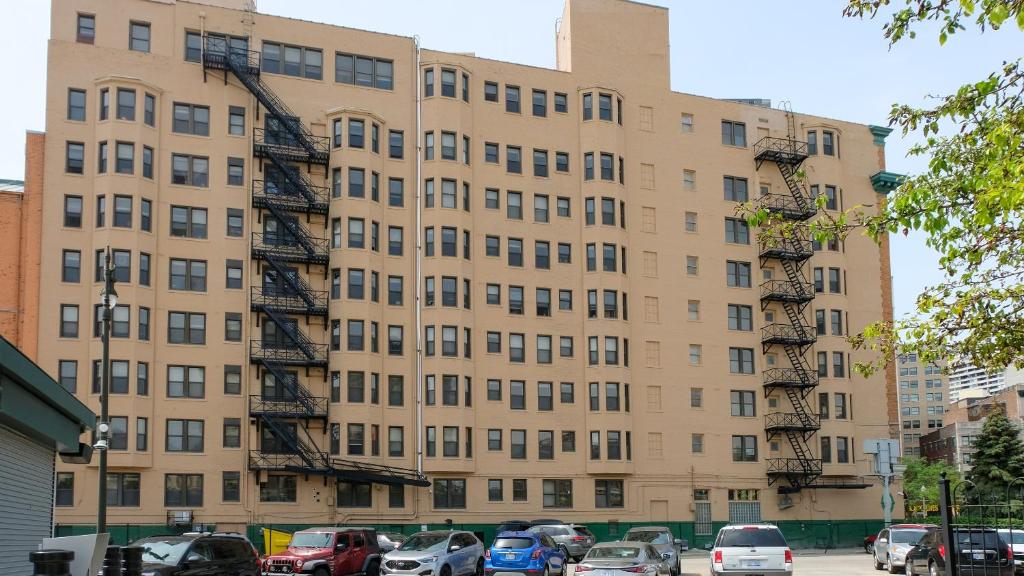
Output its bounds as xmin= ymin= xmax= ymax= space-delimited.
xmin=728 ymin=304 xmax=753 ymax=331
xmin=535 ymin=241 xmax=550 ymax=269
xmin=721 ymin=120 xmax=746 ymax=147
xmin=388 ymin=325 xmax=403 ymax=355
xmin=595 ymin=479 xmax=624 ymax=508
xmin=108 ymin=472 xmax=141 ymax=507
xmin=67 ymin=88 xmax=87 ymax=121
xmin=66 ymin=142 xmax=84 ymax=174
xmin=443 ymin=426 xmax=459 ymax=457
xmin=166 ymin=419 xmax=204 ymax=452
xmin=725 ymin=218 xmax=750 ymax=244
xmin=129 ymin=21 xmax=150 ymax=52
xmin=829 ymin=267 xmax=842 ymax=293
xmin=388 ymin=426 xmax=404 ymax=457
xmin=77 ymin=13 xmax=95 ymax=43
xmin=462 ymin=72 xmax=470 ymax=102
xmin=732 ymin=435 xmax=757 ymax=462
xmin=726 ymin=260 xmax=752 ymax=287
xmin=510 ymin=334 xmax=525 ymax=363
xmin=833 ymin=352 xmax=846 ymax=378
xmin=142 ymin=198 xmax=153 ymax=229
xmin=600 ymin=153 xmax=614 ymax=181
xmin=807 ymin=131 xmax=818 ymax=154
xmin=441 ymin=68 xmax=456 ymax=97
xmin=723 ymin=176 xmax=749 ymax=202
xmin=837 ymin=436 xmax=850 ymax=463
xmin=60 ymin=250 xmax=81 ymax=283
xmin=169 ymin=259 xmax=206 ymax=291
xmin=433 ymin=479 xmax=466 ymax=509
xmin=108 ymin=196 xmax=132 ymax=229
xmin=388 ymin=130 xmax=404 ymax=159
xmin=60 ymin=305 xmax=79 ymax=338
xmin=537 ymin=335 xmax=552 ymax=363
xmin=171 ymin=154 xmax=209 ymax=187
xmin=167 ymin=311 xmax=205 ymax=344
xmin=835 ymin=392 xmax=848 ymax=419
xmin=388 ymin=226 xmax=403 ymax=256
xmin=440 ymin=131 xmax=457 ymax=160
xmin=115 ymin=89 xmax=137 ymax=122
xmin=729 ymin=348 xmax=755 ymax=374
xmin=225 ymin=105 xmax=246 ymax=136
xmin=823 ymin=130 xmax=835 ymax=156
xmin=63 ymin=196 xmax=83 ymax=228
xmin=731 ymin=390 xmax=756 ymax=417
xmin=167 ymin=365 xmax=205 ymax=399
xmin=532 ymin=89 xmax=547 ymax=117
xmin=488 ymin=479 xmax=503 ymax=502
xmin=542 ymin=479 xmax=573 ymax=509
xmin=172 ymin=103 xmax=209 ymax=136
xmin=507 ymin=146 xmax=522 ymax=174
xmin=510 ymin=380 xmax=526 ymax=409
xmin=506 ymin=85 xmax=521 ymax=113
xmin=424 ymin=68 xmax=435 ymax=97
xmin=830 ymin=309 xmax=844 ymax=336
xmin=534 ymin=150 xmax=549 ymax=178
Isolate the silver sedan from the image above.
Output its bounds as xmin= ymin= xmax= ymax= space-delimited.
xmin=574 ymin=542 xmax=671 ymax=576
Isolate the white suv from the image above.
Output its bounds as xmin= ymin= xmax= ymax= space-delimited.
xmin=710 ymin=524 xmax=793 ymax=576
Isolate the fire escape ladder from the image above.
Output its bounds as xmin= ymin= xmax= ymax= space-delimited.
xmin=262 ymin=307 xmax=318 ymax=361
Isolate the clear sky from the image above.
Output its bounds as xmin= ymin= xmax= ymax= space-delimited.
xmin=1 ymin=0 xmax=1019 ymax=319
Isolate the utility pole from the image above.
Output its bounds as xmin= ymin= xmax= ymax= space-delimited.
xmin=96 ymin=246 xmax=118 ymax=534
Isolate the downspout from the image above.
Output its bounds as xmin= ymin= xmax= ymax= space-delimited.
xmin=414 ymin=35 xmax=424 ymax=478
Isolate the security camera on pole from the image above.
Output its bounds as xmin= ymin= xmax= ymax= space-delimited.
xmin=96 ymin=246 xmax=118 ymax=535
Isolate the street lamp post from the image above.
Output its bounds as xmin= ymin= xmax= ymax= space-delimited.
xmin=96 ymin=246 xmax=118 ymax=534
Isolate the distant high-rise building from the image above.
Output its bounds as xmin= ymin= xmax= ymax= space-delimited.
xmin=948 ymin=364 xmax=1024 ymax=402
xmin=896 ymin=354 xmax=948 ymax=457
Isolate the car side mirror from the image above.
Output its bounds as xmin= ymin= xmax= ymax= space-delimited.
xmin=674 ymin=539 xmax=683 ymax=546
xmin=661 ymin=552 xmax=672 ymax=560
xmin=449 ymin=545 xmax=462 ymax=553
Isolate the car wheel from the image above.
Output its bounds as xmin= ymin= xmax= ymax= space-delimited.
xmin=314 ymin=568 xmax=331 ymax=576
xmin=476 ymin=557 xmax=485 ymax=576
xmin=367 ymin=559 xmax=381 ymax=576
xmin=887 ymin=555 xmax=899 ymax=574
xmin=874 ymin=552 xmax=885 ymax=571
xmin=928 ymin=561 xmax=938 ymax=576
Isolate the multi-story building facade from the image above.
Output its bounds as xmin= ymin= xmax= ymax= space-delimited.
xmin=896 ymin=354 xmax=948 ymax=457
xmin=0 ymin=132 xmax=44 ymax=358
xmin=37 ymin=0 xmax=901 ymax=543
xmin=948 ymin=363 xmax=1024 ymax=402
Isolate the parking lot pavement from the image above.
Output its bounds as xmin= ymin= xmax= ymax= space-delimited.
xmin=674 ymin=550 xmax=880 ymax=576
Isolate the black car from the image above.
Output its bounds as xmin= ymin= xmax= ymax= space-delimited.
xmin=129 ymin=533 xmax=260 ymax=575
xmin=906 ymin=528 xmax=1014 ymax=576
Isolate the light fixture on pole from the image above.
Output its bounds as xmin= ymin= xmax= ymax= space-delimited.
xmin=96 ymin=246 xmax=117 ymax=535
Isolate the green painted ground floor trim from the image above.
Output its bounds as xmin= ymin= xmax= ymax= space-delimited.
xmin=56 ymin=519 xmax=885 ymax=551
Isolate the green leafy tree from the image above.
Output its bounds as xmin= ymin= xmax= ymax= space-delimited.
xmin=902 ymin=457 xmax=961 ymax=513
xmin=966 ymin=408 xmax=1024 ymax=496
xmin=744 ymin=1 xmax=1024 ymax=373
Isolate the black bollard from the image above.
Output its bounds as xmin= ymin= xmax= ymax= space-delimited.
xmin=29 ymin=549 xmax=74 ymax=576
xmin=102 ymin=545 xmax=122 ymax=576
xmin=121 ymin=546 xmax=143 ymax=576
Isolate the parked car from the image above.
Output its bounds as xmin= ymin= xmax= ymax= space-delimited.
xmin=873 ymin=524 xmax=937 ymax=573
xmin=485 ymin=531 xmax=566 ymax=576
xmin=262 ymin=527 xmax=382 ymax=576
xmin=709 ymin=524 xmax=793 ymax=576
xmin=621 ymin=527 xmax=687 ymax=576
xmin=866 ymin=534 xmax=879 ymax=554
xmin=378 ymin=533 xmax=407 ymax=554
xmin=496 ymin=521 xmax=535 ymax=540
xmin=997 ymin=529 xmax=1024 ymax=574
xmin=382 ymin=530 xmax=484 ymax=576
xmin=129 ymin=532 xmax=260 ymax=576
xmin=905 ymin=528 xmax=1014 ymax=576
xmin=574 ymin=542 xmax=671 ymax=576
xmin=529 ymin=524 xmax=593 ymax=562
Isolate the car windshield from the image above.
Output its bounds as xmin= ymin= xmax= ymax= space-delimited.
xmin=718 ymin=529 xmax=787 ymax=548
xmin=399 ymin=533 xmax=449 ymax=551
xmin=891 ymin=530 xmax=930 ymax=544
xmin=624 ymin=531 xmax=671 ymax=545
xmin=587 ymin=547 xmax=640 ymax=559
xmin=382 ymin=533 xmax=406 ymax=542
xmin=290 ymin=533 xmax=333 ymax=548
xmin=494 ymin=538 xmax=536 ymax=549
xmin=135 ymin=539 xmax=191 ymax=565
xmin=1002 ymin=531 xmax=1024 ymax=545
xmin=956 ymin=532 xmax=1002 ymax=548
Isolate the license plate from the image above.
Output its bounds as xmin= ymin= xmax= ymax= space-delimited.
xmin=742 ymin=560 xmax=764 ymax=568
xmin=973 ymin=552 xmax=985 ymax=560
xmin=505 ymin=553 xmax=516 ymax=560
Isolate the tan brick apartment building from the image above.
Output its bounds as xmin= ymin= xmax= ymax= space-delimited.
xmin=896 ymin=354 xmax=948 ymax=457
xmin=36 ymin=0 xmax=902 ymax=544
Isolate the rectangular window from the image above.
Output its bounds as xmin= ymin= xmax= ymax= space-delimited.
xmin=441 ymin=68 xmax=456 ymax=97
xmin=507 ymin=146 xmax=522 ymax=174
xmin=727 ymin=304 xmax=753 ymax=331
xmin=171 ymin=154 xmax=209 ymax=187
xmin=129 ymin=21 xmax=150 ymax=52
xmin=166 ymin=419 xmax=204 ymax=452
xmin=167 ymin=311 xmax=205 ymax=344
xmin=721 ymin=120 xmax=746 ymax=147
xmin=108 ymin=472 xmax=141 ymax=507
xmin=730 ymin=390 xmax=756 ymax=417
xmin=532 ymin=89 xmax=547 ymax=117
xmin=724 ymin=217 xmax=750 ymax=244
xmin=66 ymin=142 xmax=85 ymax=174
xmin=506 ymin=85 xmax=521 ymax=113
xmin=823 ymin=130 xmax=835 ymax=156
xmin=433 ymin=479 xmax=466 ymax=509
xmin=77 ymin=13 xmax=95 ymax=43
xmin=732 ymin=435 xmax=757 ymax=462
xmin=172 ymin=103 xmax=209 ymax=136
xmin=726 ymin=260 xmax=752 ymax=287
xmin=729 ymin=347 xmax=755 ymax=374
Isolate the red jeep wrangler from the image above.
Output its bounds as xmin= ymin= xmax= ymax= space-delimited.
xmin=263 ymin=527 xmax=382 ymax=576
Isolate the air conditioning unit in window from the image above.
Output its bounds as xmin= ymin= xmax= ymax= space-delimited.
xmin=167 ymin=510 xmax=193 ymax=527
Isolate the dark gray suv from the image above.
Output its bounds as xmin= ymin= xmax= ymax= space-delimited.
xmin=130 ymin=533 xmax=260 ymax=575
xmin=528 ymin=524 xmax=594 ymax=562
xmin=622 ymin=527 xmax=687 ymax=576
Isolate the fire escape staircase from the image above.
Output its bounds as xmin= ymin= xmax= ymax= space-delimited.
xmin=204 ymin=34 xmax=428 ymax=489
xmin=755 ymin=127 xmax=825 ymax=493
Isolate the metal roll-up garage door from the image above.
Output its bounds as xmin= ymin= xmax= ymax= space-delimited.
xmin=0 ymin=423 xmax=55 ymax=576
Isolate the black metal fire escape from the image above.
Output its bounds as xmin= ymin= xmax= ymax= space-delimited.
xmin=754 ymin=122 xmax=823 ymax=493
xmin=202 ymin=37 xmax=428 ymax=488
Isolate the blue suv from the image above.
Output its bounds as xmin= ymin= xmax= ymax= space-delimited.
xmin=485 ymin=531 xmax=566 ymax=576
